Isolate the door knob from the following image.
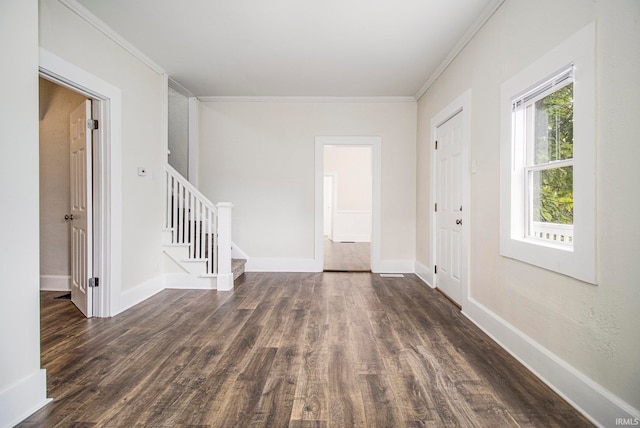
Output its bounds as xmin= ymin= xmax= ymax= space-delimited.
xmin=64 ymin=214 xmax=74 ymax=222
xmin=456 ymin=219 xmax=462 ymax=225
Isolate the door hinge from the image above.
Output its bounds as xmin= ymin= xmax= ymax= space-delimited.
xmin=88 ymin=277 xmax=100 ymax=288
xmin=434 ymin=265 xmax=437 ymax=274
xmin=434 ymin=202 xmax=438 ymax=212
xmin=87 ymin=119 xmax=99 ymax=130
xmin=435 ymin=140 xmax=438 ymax=150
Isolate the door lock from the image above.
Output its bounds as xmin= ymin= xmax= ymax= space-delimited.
xmin=456 ymin=219 xmax=462 ymax=225
xmin=64 ymin=214 xmax=74 ymax=222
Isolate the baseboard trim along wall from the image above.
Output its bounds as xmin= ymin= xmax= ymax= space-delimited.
xmin=414 ymin=260 xmax=434 ymax=288
xmin=412 ymin=267 xmax=639 ymax=427
xmin=163 ymin=273 xmax=217 ymax=290
xmin=242 ymin=258 xmax=415 ymax=273
xmin=463 ymin=296 xmax=640 ymax=428
xmin=371 ymin=259 xmax=414 ymax=274
xmin=330 ymin=235 xmax=371 ymax=243
xmin=245 ymin=258 xmax=319 ymax=273
xmin=117 ymin=276 xmax=165 ymax=315
xmin=0 ymin=369 xmax=50 ymax=428
xmin=39 ymin=275 xmax=71 ymax=291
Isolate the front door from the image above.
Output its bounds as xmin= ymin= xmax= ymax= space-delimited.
xmin=435 ymin=111 xmax=463 ymax=305
xmin=69 ymin=100 xmax=93 ymax=317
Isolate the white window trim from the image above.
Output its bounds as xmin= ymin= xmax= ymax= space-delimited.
xmin=500 ymin=22 xmax=597 ymax=284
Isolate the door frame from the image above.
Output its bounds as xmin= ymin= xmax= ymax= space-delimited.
xmin=323 ymin=173 xmax=337 ymax=240
xmin=39 ymin=48 xmax=122 ymax=317
xmin=430 ymin=90 xmax=471 ymax=308
xmin=315 ymin=136 xmax=381 ymax=271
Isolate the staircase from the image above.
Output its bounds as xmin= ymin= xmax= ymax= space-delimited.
xmin=163 ymin=165 xmax=246 ymax=290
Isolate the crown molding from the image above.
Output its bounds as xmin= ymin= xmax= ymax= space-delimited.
xmin=57 ymin=0 xmax=165 ymax=75
xmin=198 ymin=96 xmax=417 ymax=103
xmin=168 ymin=78 xmax=195 ymax=98
xmin=415 ymin=0 xmax=505 ymax=100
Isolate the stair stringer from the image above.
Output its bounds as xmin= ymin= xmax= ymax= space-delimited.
xmin=162 ymin=228 xmax=220 ymax=289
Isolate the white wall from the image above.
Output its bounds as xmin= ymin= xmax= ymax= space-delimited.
xmin=0 ymin=0 xmax=49 ymax=425
xmin=416 ymin=0 xmax=640 ymax=421
xmin=39 ymin=78 xmax=87 ymax=290
xmin=39 ymin=0 xmax=167 ymax=294
xmin=324 ymin=145 xmax=372 ymax=242
xmin=198 ymin=100 xmax=416 ymax=269
xmin=168 ymin=86 xmax=189 ymax=178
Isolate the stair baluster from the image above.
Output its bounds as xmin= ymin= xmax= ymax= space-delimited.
xmin=164 ymin=165 xmax=232 ymax=281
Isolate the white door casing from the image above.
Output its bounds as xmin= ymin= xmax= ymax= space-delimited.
xmin=323 ymin=175 xmax=334 ymax=238
xmin=315 ymin=136 xmax=381 ymax=272
xmin=40 ymin=47 xmax=123 ymax=317
xmin=435 ymin=111 xmax=463 ymax=304
xmin=70 ymin=100 xmax=93 ymax=317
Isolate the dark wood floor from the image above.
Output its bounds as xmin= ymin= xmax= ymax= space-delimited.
xmin=22 ymin=273 xmax=591 ymax=427
xmin=323 ymin=238 xmax=370 ymax=272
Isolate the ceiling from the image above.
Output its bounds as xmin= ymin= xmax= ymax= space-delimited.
xmin=74 ymin=0 xmax=500 ymax=98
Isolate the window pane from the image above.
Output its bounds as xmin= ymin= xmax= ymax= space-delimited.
xmin=530 ymin=166 xmax=573 ymax=225
xmin=534 ymin=83 xmax=573 ymax=164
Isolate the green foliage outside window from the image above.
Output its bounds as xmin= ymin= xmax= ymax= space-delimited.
xmin=532 ymin=84 xmax=574 ymax=225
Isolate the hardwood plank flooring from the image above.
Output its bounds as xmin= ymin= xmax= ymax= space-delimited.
xmin=22 ymin=273 xmax=592 ymax=427
xmin=323 ymin=238 xmax=370 ymax=272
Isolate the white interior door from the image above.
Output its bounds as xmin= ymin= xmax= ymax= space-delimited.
xmin=69 ymin=100 xmax=93 ymax=317
xmin=435 ymin=111 xmax=463 ymax=305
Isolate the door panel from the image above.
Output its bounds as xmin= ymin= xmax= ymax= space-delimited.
xmin=435 ymin=111 xmax=463 ymax=304
xmin=70 ymin=100 xmax=93 ymax=317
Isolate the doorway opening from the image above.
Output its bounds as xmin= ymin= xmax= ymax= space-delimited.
xmin=322 ymin=146 xmax=372 ymax=272
xmin=315 ymin=136 xmax=381 ymax=273
xmin=39 ymin=47 xmax=123 ymax=318
xmin=39 ymin=78 xmax=94 ymax=316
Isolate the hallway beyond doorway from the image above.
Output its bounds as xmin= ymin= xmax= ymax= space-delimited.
xmin=323 ymin=237 xmax=370 ymax=272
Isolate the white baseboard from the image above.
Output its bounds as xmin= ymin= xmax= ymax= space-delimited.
xmin=163 ymin=273 xmax=217 ymax=290
xmin=39 ymin=275 xmax=70 ymax=291
xmin=118 ymin=276 xmax=165 ymax=314
xmin=414 ymin=260 xmax=435 ymax=288
xmin=245 ymin=257 xmax=414 ymax=274
xmin=0 ymin=369 xmax=50 ymax=428
xmin=463 ymin=296 xmax=640 ymax=428
xmin=371 ymin=259 xmax=414 ymax=274
xmin=245 ymin=257 xmax=320 ymax=272
xmin=331 ymin=235 xmax=371 ymax=243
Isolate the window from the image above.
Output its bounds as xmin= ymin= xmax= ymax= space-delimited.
xmin=500 ymin=23 xmax=596 ymax=284
xmin=514 ymin=66 xmax=574 ymax=247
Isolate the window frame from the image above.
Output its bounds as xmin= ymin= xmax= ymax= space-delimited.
xmin=499 ymin=23 xmax=597 ymax=284
xmin=517 ymin=71 xmax=574 ymax=246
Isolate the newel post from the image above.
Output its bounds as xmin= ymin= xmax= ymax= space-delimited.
xmin=216 ymin=202 xmax=233 ymax=290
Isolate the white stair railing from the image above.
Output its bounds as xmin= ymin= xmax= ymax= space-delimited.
xmin=164 ymin=165 xmax=232 ymax=281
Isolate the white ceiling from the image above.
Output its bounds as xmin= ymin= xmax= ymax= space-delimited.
xmin=74 ymin=0 xmax=500 ymax=98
